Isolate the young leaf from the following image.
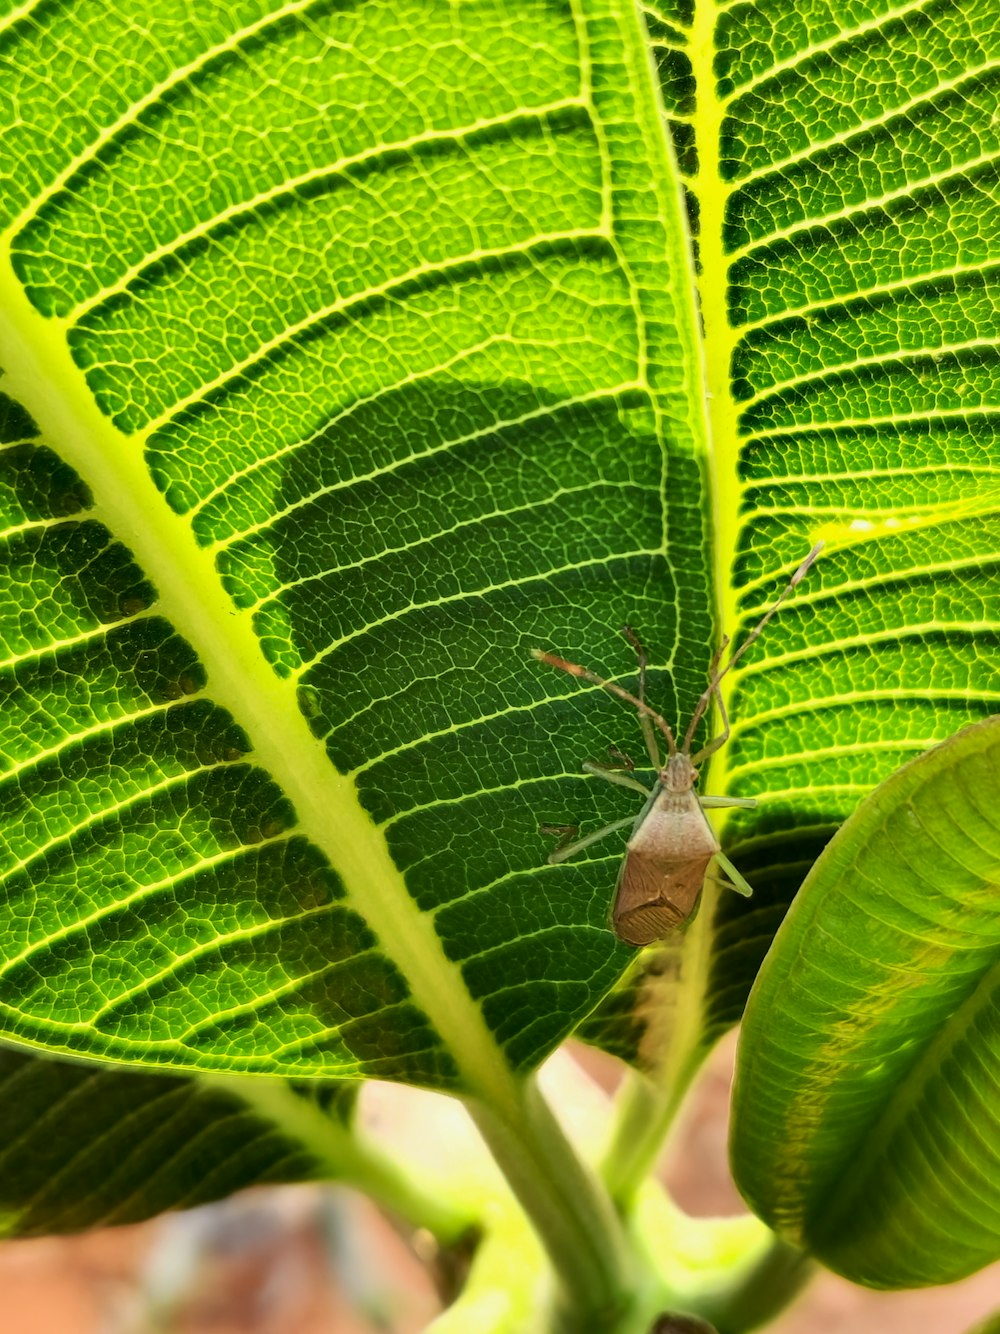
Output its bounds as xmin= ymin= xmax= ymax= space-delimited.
xmin=731 ymin=716 xmax=1000 ymax=1288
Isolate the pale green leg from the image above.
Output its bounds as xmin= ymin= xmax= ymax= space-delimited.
xmin=700 ymin=794 xmax=757 ymax=809
xmin=714 ymin=849 xmax=754 ymax=897
xmin=546 ymin=815 xmax=637 ymax=864
xmin=582 ymin=759 xmax=652 ymax=797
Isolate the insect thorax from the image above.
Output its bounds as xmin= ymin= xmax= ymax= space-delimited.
xmin=660 ymin=752 xmax=698 ymax=792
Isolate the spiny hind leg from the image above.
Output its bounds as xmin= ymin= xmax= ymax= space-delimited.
xmin=540 ymin=814 xmax=637 ymax=864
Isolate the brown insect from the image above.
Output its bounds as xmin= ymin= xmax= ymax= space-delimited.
xmin=532 ymin=544 xmax=822 ymax=946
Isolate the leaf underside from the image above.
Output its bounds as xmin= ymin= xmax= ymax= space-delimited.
xmin=0 ymin=0 xmax=999 ymax=1112
xmin=0 ymin=1 xmax=709 ymax=1091
xmin=0 ymin=1046 xmax=344 ymax=1237
xmin=588 ymin=0 xmax=1000 ymax=1074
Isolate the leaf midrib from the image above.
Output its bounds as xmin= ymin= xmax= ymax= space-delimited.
xmin=0 ymin=0 xmax=707 ymax=1104
xmin=0 ymin=256 xmax=516 ymax=1095
xmin=688 ymin=0 xmax=742 ymax=789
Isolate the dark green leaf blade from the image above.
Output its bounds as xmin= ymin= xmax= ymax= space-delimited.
xmin=731 ymin=716 xmax=1000 ymax=1288
xmin=0 ymin=1049 xmax=352 ymax=1237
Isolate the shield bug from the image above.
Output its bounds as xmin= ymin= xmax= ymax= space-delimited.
xmin=532 ymin=544 xmax=822 ymax=946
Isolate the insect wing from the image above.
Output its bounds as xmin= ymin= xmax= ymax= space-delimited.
xmin=611 ymin=790 xmax=718 ymax=946
xmin=613 ymin=856 xmax=691 ymax=945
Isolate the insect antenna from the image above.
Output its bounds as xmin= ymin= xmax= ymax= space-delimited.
xmin=531 ymin=649 xmax=678 ymax=755
xmin=620 ymin=624 xmax=663 ymax=768
xmin=681 ymin=634 xmax=730 ymax=757
xmin=682 ymin=542 xmax=823 ymax=757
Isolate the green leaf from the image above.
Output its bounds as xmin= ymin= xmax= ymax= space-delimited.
xmin=0 ymin=1044 xmax=481 ymax=1244
xmin=0 ymin=1046 xmax=340 ymax=1236
xmin=965 ymin=1314 xmax=1000 ymax=1334
xmin=3 ymin=0 xmax=1000 ymax=1104
xmin=0 ymin=2 xmax=713 ymax=1092
xmin=730 ymin=716 xmax=1000 ymax=1288
xmin=584 ymin=0 xmax=1000 ymax=1078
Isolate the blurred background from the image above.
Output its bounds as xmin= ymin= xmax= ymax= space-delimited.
xmin=3 ymin=1035 xmax=998 ymax=1334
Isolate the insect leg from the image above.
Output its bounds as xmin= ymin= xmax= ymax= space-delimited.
xmin=582 ymin=759 xmax=652 ymax=796
xmin=621 ymin=625 xmax=661 ymax=768
xmin=713 ymin=850 xmax=754 ymax=897
xmin=699 ymin=794 xmax=758 ymax=809
xmin=531 ymin=649 xmax=677 ymax=754
xmin=685 ymin=544 xmax=823 ymax=757
xmin=543 ymin=814 xmax=637 ymax=864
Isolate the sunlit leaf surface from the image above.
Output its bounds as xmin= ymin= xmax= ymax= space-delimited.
xmin=1 ymin=0 xmax=999 ymax=1114
xmin=609 ymin=0 xmax=1000 ymax=1076
xmin=0 ymin=2 xmax=709 ymax=1093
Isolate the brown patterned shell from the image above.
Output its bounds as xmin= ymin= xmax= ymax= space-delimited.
xmin=611 ymin=787 xmax=720 ymax=947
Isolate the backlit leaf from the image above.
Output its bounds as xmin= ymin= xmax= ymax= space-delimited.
xmin=1 ymin=0 xmax=999 ymax=1114
xmin=0 ymin=2 xmax=709 ymax=1094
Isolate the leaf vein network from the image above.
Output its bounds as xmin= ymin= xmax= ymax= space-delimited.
xmin=244 ymin=479 xmax=649 ymax=612
xmin=91 ymin=931 xmax=378 ymax=1034
xmin=739 ymin=332 xmax=1000 ymax=410
xmin=0 ymin=837 xmax=300 ymax=984
xmin=732 ymin=132 xmax=1000 ymax=259
xmin=738 ymin=258 xmax=1000 ymax=337
xmin=134 ymin=230 xmax=612 ymax=437
xmin=0 ymin=758 xmax=250 ymax=888
xmin=2 ymin=0 xmax=325 ymax=242
xmin=59 ymin=99 xmax=590 ymax=326
xmin=292 ymin=549 xmax=656 ymax=675
xmin=740 ymin=404 xmax=1000 ymax=441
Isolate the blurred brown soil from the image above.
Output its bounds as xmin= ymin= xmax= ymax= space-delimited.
xmin=1 ymin=1038 xmax=998 ymax=1333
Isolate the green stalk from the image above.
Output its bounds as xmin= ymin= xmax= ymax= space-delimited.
xmin=469 ymin=1075 xmax=638 ymax=1333
xmin=203 ymin=1075 xmax=471 ymax=1246
xmin=600 ymin=1058 xmax=700 ymax=1211
xmin=691 ymin=1236 xmax=814 ymax=1334
xmin=601 ymin=897 xmax=722 ymax=1210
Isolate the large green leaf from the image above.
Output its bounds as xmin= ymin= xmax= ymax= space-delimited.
xmin=0 ymin=1 xmax=713 ymax=1093
xmin=585 ymin=0 xmax=1000 ymax=1079
xmin=730 ymin=716 xmax=1000 ymax=1288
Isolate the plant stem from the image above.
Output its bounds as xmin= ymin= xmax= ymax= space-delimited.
xmin=468 ymin=1075 xmax=637 ymax=1333
xmin=692 ymin=1236 xmax=814 ymax=1334
xmin=600 ymin=922 xmax=718 ymax=1211
xmin=600 ymin=1061 xmax=699 ymax=1210
xmin=203 ymin=1075 xmax=471 ymax=1245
